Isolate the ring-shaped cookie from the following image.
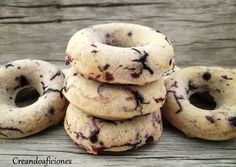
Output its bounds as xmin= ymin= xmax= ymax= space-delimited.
xmin=0 ymin=59 xmax=66 ymax=138
xmin=63 ymin=67 xmax=166 ymax=120
xmin=64 ymin=104 xmax=162 ymax=154
xmin=65 ymin=23 xmax=174 ymax=85
xmin=163 ymin=66 xmax=236 ymax=140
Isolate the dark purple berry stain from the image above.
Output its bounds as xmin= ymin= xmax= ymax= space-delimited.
xmin=104 ymin=33 xmax=118 ymax=46
xmin=105 ymin=72 xmax=114 ymax=81
xmin=76 ymin=132 xmax=88 ymax=140
xmin=205 ymin=115 xmax=215 ymax=123
xmin=40 ymin=81 xmax=48 ymax=90
xmin=87 ymin=76 xmax=94 ymax=80
xmin=91 ymin=44 xmax=97 ymax=48
xmin=50 ymin=70 xmax=61 ymax=81
xmin=43 ymin=88 xmax=63 ymax=98
xmin=169 ymin=59 xmax=172 ymax=66
xmin=103 ymin=64 xmax=110 ymax=70
xmin=131 ymin=72 xmax=141 ymax=78
xmin=221 ymin=75 xmax=233 ymax=80
xmin=126 ymin=88 xmax=150 ymax=110
xmin=89 ymin=130 xmax=100 ymax=143
xmin=228 ymin=117 xmax=236 ymax=127
xmin=202 ymin=72 xmax=211 ymax=81
xmin=132 ymin=48 xmax=141 ymax=54
xmin=5 ymin=63 xmax=14 ymax=69
xmin=91 ymin=50 xmax=98 ymax=54
xmin=65 ymin=53 xmax=73 ymax=65
xmin=124 ymin=67 xmax=136 ymax=70
xmin=89 ymin=118 xmax=101 ymax=144
xmin=98 ymin=119 xmax=117 ymax=125
xmin=131 ymin=48 xmax=154 ymax=75
xmin=14 ymin=75 xmax=29 ymax=90
xmin=187 ymin=80 xmax=199 ymax=94
xmin=171 ymin=81 xmax=178 ymax=88
xmin=167 ymin=90 xmax=184 ymax=114
xmin=91 ymin=147 xmax=104 ymax=154
xmin=216 ymin=89 xmax=221 ymax=93
xmin=98 ymin=66 xmax=103 ymax=72
xmin=105 ymin=33 xmax=110 ymax=38
xmin=171 ymin=62 xmax=175 ymax=70
xmin=65 ymin=119 xmax=73 ymax=133
xmin=0 ymin=126 xmax=23 ymax=134
xmin=124 ymin=66 xmax=138 ymax=78
xmin=153 ymin=97 xmax=165 ymax=103
xmin=165 ymin=36 xmax=171 ymax=45
xmin=127 ymin=32 xmax=133 ymax=37
xmin=152 ymin=113 xmax=161 ymax=127
xmin=145 ymin=136 xmax=154 ymax=143
xmin=48 ymin=107 xmax=55 ymax=115
xmin=95 ymin=74 xmax=101 ymax=79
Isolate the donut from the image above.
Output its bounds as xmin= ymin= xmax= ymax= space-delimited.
xmin=65 ymin=23 xmax=174 ymax=85
xmin=163 ymin=65 xmax=180 ymax=79
xmin=63 ymin=67 xmax=166 ymax=120
xmin=163 ymin=66 xmax=236 ymax=140
xmin=64 ymin=104 xmax=162 ymax=154
xmin=0 ymin=59 xmax=67 ymax=138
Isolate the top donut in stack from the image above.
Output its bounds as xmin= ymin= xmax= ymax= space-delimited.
xmin=65 ymin=23 xmax=175 ymax=85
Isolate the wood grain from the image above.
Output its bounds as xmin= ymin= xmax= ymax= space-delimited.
xmin=0 ymin=0 xmax=236 ymax=166
xmin=0 ymin=0 xmax=236 ymax=67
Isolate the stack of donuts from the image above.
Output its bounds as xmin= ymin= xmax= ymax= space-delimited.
xmin=63 ymin=23 xmax=175 ymax=154
xmin=1 ymin=22 xmax=236 ymax=155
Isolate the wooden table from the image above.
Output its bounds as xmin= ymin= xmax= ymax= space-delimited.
xmin=0 ymin=0 xmax=236 ymax=166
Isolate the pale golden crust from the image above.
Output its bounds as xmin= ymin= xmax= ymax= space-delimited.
xmin=63 ymin=67 xmax=166 ymax=120
xmin=64 ymin=104 xmax=162 ymax=154
xmin=0 ymin=59 xmax=66 ymax=138
xmin=163 ymin=66 xmax=236 ymax=140
xmin=65 ymin=23 xmax=174 ymax=85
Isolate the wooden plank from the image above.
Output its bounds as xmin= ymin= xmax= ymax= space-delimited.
xmin=0 ymin=0 xmax=235 ymax=66
xmin=1 ymin=123 xmax=236 ymax=167
xmin=0 ymin=0 xmax=236 ymax=166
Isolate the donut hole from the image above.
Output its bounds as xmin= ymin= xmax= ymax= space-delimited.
xmin=102 ymin=33 xmax=133 ymax=47
xmin=102 ymin=32 xmax=145 ymax=48
xmin=15 ymin=86 xmax=40 ymax=107
xmin=189 ymin=91 xmax=217 ymax=110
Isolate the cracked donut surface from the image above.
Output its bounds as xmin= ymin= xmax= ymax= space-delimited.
xmin=163 ymin=66 xmax=236 ymax=140
xmin=63 ymin=67 xmax=166 ymax=120
xmin=64 ymin=104 xmax=162 ymax=154
xmin=0 ymin=59 xmax=66 ymax=138
xmin=65 ymin=23 xmax=174 ymax=85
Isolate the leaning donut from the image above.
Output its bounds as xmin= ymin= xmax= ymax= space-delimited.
xmin=65 ymin=23 xmax=174 ymax=85
xmin=64 ymin=104 xmax=162 ymax=154
xmin=63 ymin=67 xmax=166 ymax=120
xmin=0 ymin=59 xmax=67 ymax=138
xmin=163 ymin=66 xmax=236 ymax=140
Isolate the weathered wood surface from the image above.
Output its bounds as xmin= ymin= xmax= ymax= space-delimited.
xmin=0 ymin=0 xmax=236 ymax=167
